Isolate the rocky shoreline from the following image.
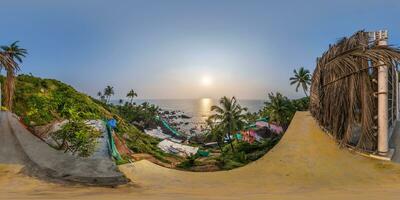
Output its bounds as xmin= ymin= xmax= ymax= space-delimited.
xmin=158 ymin=109 xmax=207 ymax=138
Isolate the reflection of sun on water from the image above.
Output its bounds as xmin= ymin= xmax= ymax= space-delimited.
xmin=198 ymin=98 xmax=213 ymax=120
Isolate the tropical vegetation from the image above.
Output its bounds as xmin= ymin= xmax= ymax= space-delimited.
xmin=126 ymin=89 xmax=137 ymax=105
xmin=260 ymin=93 xmax=309 ymax=130
xmin=103 ymin=85 xmax=114 ymax=104
xmin=53 ymin=120 xmax=101 ymax=157
xmin=115 ymin=101 xmax=160 ymax=130
xmin=289 ymin=67 xmax=311 ymax=97
xmin=0 ymin=41 xmax=27 ymax=111
xmin=0 ymin=40 xmax=312 ymax=170
xmin=209 ymin=96 xmax=247 ymax=152
xmin=0 ymin=74 xmax=169 ymax=160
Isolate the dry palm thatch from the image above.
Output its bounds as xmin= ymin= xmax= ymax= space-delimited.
xmin=310 ymin=30 xmax=400 ymax=152
xmin=0 ymin=53 xmax=14 ymax=70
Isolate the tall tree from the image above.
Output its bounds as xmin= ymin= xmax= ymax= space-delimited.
xmin=210 ymin=96 xmax=247 ymax=152
xmin=0 ymin=41 xmax=27 ymax=111
xmin=97 ymin=91 xmax=102 ymax=99
xmin=103 ymin=85 xmax=114 ymax=104
xmin=0 ymin=53 xmax=11 ymax=107
xmin=126 ymin=89 xmax=137 ymax=105
xmin=205 ymin=118 xmax=225 ymax=152
xmin=289 ymin=67 xmax=311 ymax=97
xmin=262 ymin=92 xmax=294 ymax=129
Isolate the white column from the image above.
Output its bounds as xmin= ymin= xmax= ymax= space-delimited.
xmin=377 ymin=30 xmax=389 ymax=155
xmin=396 ymin=69 xmax=399 ymax=120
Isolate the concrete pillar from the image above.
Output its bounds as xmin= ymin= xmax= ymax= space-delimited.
xmin=397 ymin=74 xmax=400 ymax=119
xmin=377 ymin=30 xmax=389 ymax=155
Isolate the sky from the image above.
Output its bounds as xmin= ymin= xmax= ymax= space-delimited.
xmin=0 ymin=0 xmax=399 ymax=100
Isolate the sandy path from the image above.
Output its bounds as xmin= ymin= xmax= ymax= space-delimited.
xmin=2 ymin=112 xmax=400 ymax=199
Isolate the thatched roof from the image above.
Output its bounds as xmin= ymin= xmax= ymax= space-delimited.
xmin=310 ymin=30 xmax=400 ymax=152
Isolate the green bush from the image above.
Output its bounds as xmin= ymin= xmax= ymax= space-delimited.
xmin=4 ymin=74 xmax=175 ymax=163
xmin=12 ymin=74 xmax=110 ymax=126
xmin=216 ymin=137 xmax=282 ymax=169
xmin=53 ymin=120 xmax=101 ymax=157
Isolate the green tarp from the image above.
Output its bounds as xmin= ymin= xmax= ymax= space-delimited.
xmin=106 ymin=123 xmax=122 ymax=161
xmin=155 ymin=116 xmax=182 ymax=137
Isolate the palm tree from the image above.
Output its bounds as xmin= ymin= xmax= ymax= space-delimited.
xmin=97 ymin=91 xmax=102 ymax=99
xmin=210 ymin=96 xmax=247 ymax=152
xmin=205 ymin=118 xmax=225 ymax=152
xmin=262 ymin=92 xmax=294 ymax=130
xmin=289 ymin=67 xmax=311 ymax=97
xmin=103 ymin=85 xmax=114 ymax=103
xmin=0 ymin=54 xmax=16 ymax=109
xmin=0 ymin=53 xmax=11 ymax=108
xmin=0 ymin=41 xmax=27 ymax=111
xmin=126 ymin=89 xmax=137 ymax=105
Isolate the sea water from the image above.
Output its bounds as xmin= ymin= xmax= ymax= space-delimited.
xmin=132 ymin=98 xmax=264 ymax=136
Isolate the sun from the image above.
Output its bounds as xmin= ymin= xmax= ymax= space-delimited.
xmin=201 ymin=75 xmax=212 ymax=86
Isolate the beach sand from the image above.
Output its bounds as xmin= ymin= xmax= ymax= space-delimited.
xmin=2 ymin=112 xmax=400 ymax=200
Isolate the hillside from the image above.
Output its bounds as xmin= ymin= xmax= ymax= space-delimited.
xmin=0 ymin=74 xmax=168 ymax=161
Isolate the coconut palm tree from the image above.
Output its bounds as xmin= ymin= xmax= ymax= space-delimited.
xmin=289 ymin=67 xmax=311 ymax=97
xmin=210 ymin=96 xmax=247 ymax=152
xmin=0 ymin=41 xmax=27 ymax=111
xmin=97 ymin=91 xmax=102 ymax=99
xmin=262 ymin=92 xmax=294 ymax=130
xmin=126 ymin=89 xmax=137 ymax=105
xmin=0 ymin=54 xmax=15 ymax=108
xmin=205 ymin=118 xmax=225 ymax=152
xmin=103 ymin=85 xmax=114 ymax=104
xmin=0 ymin=53 xmax=11 ymax=108
xmin=0 ymin=53 xmax=9 ymax=68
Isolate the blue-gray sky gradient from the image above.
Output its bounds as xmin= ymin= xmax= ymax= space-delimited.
xmin=1 ymin=0 xmax=399 ymax=99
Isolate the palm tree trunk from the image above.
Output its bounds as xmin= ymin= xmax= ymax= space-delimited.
xmin=229 ymin=135 xmax=235 ymax=152
xmin=303 ymin=87 xmax=309 ymax=97
xmin=216 ymin=138 xmax=223 ymax=152
xmin=4 ymin=70 xmax=15 ymax=111
xmin=227 ymin=126 xmax=235 ymax=152
xmin=228 ymin=122 xmax=235 ymax=152
xmin=130 ymin=98 xmax=133 ymax=105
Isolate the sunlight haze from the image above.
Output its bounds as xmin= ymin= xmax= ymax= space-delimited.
xmin=0 ymin=0 xmax=399 ymax=100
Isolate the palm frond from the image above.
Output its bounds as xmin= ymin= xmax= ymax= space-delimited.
xmin=310 ymin=30 xmax=400 ymax=152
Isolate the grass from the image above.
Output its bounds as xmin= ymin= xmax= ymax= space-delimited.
xmin=0 ymin=74 xmax=169 ymax=160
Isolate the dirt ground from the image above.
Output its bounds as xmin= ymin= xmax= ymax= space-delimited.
xmin=2 ymin=112 xmax=400 ymax=200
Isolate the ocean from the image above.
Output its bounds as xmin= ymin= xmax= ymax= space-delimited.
xmin=131 ymin=98 xmax=265 ymax=136
xmin=133 ymin=98 xmax=264 ymax=121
